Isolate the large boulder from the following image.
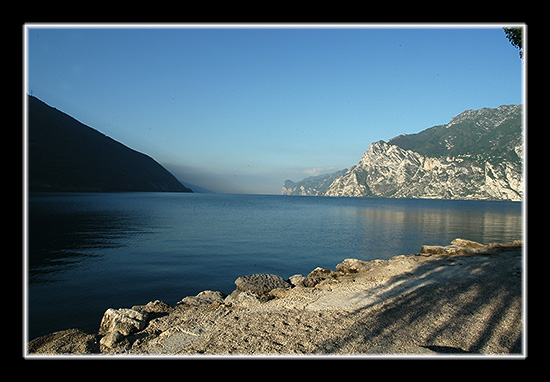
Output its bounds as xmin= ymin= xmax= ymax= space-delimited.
xmin=178 ymin=290 xmax=226 ymax=307
xmin=335 ymin=259 xmax=386 ymax=273
xmin=301 ymin=267 xmax=342 ymax=287
xmin=421 ymin=238 xmax=490 ymax=256
xmin=132 ymin=300 xmax=173 ymax=314
xmin=99 ymin=308 xmax=149 ymax=336
xmin=99 ymin=330 xmax=129 ymax=349
xmin=288 ymin=274 xmax=307 ymax=287
xmin=420 ymin=245 xmax=476 ymax=256
xmin=226 ymin=273 xmax=291 ymax=305
xmin=234 ymin=273 xmax=291 ymax=295
xmin=451 ymin=238 xmax=485 ymax=249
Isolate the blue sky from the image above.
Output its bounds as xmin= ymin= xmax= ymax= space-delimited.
xmin=26 ymin=25 xmax=524 ymax=194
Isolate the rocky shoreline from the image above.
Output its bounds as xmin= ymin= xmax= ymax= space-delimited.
xmin=27 ymin=238 xmax=524 ymax=356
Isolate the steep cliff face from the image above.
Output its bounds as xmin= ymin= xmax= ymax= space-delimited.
xmin=323 ymin=105 xmax=523 ymax=201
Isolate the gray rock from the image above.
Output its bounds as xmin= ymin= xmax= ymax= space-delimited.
xmin=307 ymin=267 xmax=340 ymax=279
xmin=196 ymin=290 xmax=226 ymax=303
xmin=132 ymin=300 xmax=173 ymax=314
xmin=99 ymin=308 xmax=149 ymax=336
xmin=226 ymin=290 xmax=261 ymax=305
xmin=288 ymin=274 xmax=307 ymax=287
xmin=179 ymin=290 xmax=226 ymax=307
xmin=234 ymin=273 xmax=291 ymax=295
xmin=301 ymin=267 xmax=342 ymax=287
xmin=99 ymin=330 xmax=129 ymax=349
xmin=336 ymin=259 xmax=367 ymax=273
xmin=335 ymin=259 xmax=388 ymax=273
xmin=302 ymin=277 xmax=322 ymax=288
xmin=420 ymin=245 xmax=476 ymax=256
xmin=451 ymin=238 xmax=485 ymax=249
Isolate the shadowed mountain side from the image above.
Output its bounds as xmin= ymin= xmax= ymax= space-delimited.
xmin=28 ymin=96 xmax=191 ymax=193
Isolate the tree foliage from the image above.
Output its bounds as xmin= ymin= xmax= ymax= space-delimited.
xmin=503 ymin=27 xmax=523 ymax=58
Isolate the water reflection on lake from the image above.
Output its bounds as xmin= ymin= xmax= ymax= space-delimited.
xmin=326 ymin=198 xmax=521 ymax=260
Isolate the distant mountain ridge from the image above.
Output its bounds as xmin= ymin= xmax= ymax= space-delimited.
xmin=281 ymin=169 xmax=348 ymax=196
xmin=283 ymin=105 xmax=523 ymax=201
xmin=28 ymin=96 xmax=192 ymax=193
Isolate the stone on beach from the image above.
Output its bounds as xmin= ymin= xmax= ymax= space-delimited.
xmin=450 ymin=238 xmax=485 ymax=249
xmin=420 ymin=245 xmax=477 ymax=256
xmin=225 ymin=273 xmax=292 ymax=305
xmin=336 ymin=258 xmax=386 ymax=273
xmin=179 ymin=290 xmax=226 ymax=307
xmin=234 ymin=273 xmax=291 ymax=295
xmin=99 ymin=308 xmax=149 ymax=336
xmin=288 ymin=274 xmax=307 ymax=287
xmin=132 ymin=300 xmax=173 ymax=314
xmin=99 ymin=330 xmax=129 ymax=349
xmin=418 ymin=237 xmax=510 ymax=256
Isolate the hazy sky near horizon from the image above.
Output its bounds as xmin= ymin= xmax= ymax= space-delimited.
xmin=26 ymin=25 xmax=523 ymax=194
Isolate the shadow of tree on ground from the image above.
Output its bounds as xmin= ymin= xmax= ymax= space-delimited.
xmin=316 ymin=248 xmax=523 ymax=355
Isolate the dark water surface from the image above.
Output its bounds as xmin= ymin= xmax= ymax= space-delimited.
xmin=27 ymin=192 xmax=522 ymax=339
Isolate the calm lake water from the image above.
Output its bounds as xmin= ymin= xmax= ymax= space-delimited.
xmin=27 ymin=192 xmax=522 ymax=339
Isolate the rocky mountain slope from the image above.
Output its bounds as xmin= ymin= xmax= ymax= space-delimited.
xmin=320 ymin=105 xmax=523 ymax=201
xmin=281 ymin=169 xmax=347 ymax=196
xmin=28 ymin=96 xmax=192 ymax=193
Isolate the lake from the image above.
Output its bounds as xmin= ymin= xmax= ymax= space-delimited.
xmin=26 ymin=192 xmax=522 ymax=340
